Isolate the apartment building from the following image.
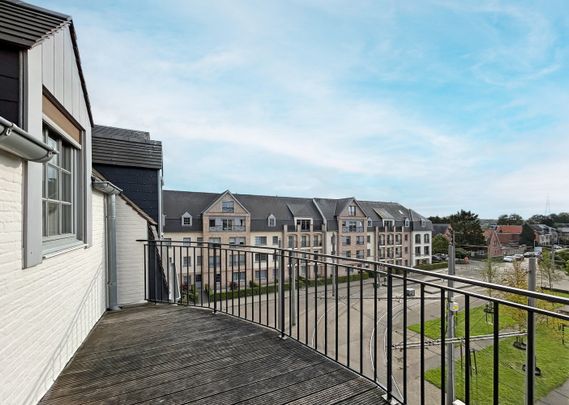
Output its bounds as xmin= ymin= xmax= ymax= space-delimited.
xmin=163 ymin=190 xmax=432 ymax=288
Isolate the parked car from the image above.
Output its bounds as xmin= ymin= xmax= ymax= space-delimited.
xmin=503 ymin=256 xmax=514 ymax=262
xmin=513 ymin=254 xmax=524 ymax=261
xmin=523 ymin=251 xmax=536 ymax=257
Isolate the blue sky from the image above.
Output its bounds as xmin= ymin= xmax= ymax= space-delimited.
xmin=36 ymin=0 xmax=569 ymax=218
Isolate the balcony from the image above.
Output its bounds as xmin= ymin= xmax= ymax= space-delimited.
xmin=342 ymin=226 xmax=364 ymax=233
xmin=209 ymin=225 xmax=246 ymax=232
xmin=41 ymin=240 xmax=569 ymax=405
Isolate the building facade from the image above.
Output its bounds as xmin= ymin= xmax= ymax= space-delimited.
xmin=163 ymin=190 xmax=433 ymax=288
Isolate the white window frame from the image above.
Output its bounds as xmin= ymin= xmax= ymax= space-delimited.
xmin=268 ymin=214 xmax=276 ymax=227
xmin=181 ymin=212 xmax=192 ymax=227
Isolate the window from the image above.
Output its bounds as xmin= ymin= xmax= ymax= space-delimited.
xmin=42 ymin=127 xmax=78 ymax=246
xmin=356 ymin=250 xmax=364 ymax=259
xmin=208 ymin=256 xmax=221 ymax=267
xmin=163 ymin=238 xmax=172 ymax=246
xmin=232 ymin=272 xmax=246 ymax=282
xmin=230 ymin=253 xmax=246 ymax=266
xmin=197 ymin=237 xmax=203 ymax=246
xmin=272 ymin=236 xmax=279 ymax=245
xmin=183 ymin=237 xmax=191 ymax=246
xmin=356 ymin=236 xmax=365 ymax=245
xmin=229 ymin=237 xmax=246 ymax=245
xmin=415 ymin=234 xmax=421 ymax=244
xmin=424 ymin=234 xmax=430 ymax=243
xmin=367 ymin=235 xmax=371 ymax=243
xmin=268 ymin=214 xmax=276 ymax=227
xmin=222 ymin=200 xmax=234 ymax=213
xmin=342 ymin=236 xmax=351 ymax=246
xmin=395 ymin=235 xmax=401 ymax=244
xmin=404 ymin=246 xmax=408 ymax=254
xmin=181 ymin=213 xmax=192 ymax=227
xmin=254 ymin=253 xmax=268 ymax=262
xmin=415 ymin=247 xmax=421 ymax=255
xmin=183 ymin=256 xmax=191 ymax=267
xmin=387 ymin=235 xmax=393 ymax=244
xmin=301 ymin=235 xmax=309 ymax=247
xmin=288 ymin=235 xmax=296 ymax=248
xmin=196 ymin=256 xmax=202 ymax=266
xmin=424 ymin=246 xmax=430 ymax=255
xmin=404 ymin=234 xmax=408 ymax=242
xmin=255 ymin=270 xmax=268 ymax=280
xmin=344 ymin=251 xmax=351 ymax=258
xmin=297 ymin=219 xmax=311 ymax=231
xmin=367 ymin=249 xmax=371 ymax=257
xmin=404 ymin=218 xmax=410 ymax=227
xmin=209 ymin=237 xmax=221 ymax=244
xmin=348 ymin=205 xmax=356 ymax=216
xmin=313 ymin=235 xmax=321 ymax=247
xmin=255 ymin=236 xmax=267 ymax=246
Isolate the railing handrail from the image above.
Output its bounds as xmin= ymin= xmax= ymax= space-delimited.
xmin=137 ymin=238 xmax=569 ymax=306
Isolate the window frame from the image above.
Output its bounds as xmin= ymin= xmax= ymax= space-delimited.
xmin=222 ymin=200 xmax=234 ymax=213
xmin=42 ymin=124 xmax=82 ymax=254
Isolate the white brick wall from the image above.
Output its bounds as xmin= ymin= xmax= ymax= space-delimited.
xmin=116 ymin=197 xmax=147 ymax=305
xmin=0 ymin=151 xmax=106 ymax=405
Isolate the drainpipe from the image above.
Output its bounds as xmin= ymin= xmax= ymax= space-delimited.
xmin=92 ymin=179 xmax=122 ymax=311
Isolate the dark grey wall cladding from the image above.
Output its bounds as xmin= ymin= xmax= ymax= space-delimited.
xmin=92 ymin=136 xmax=162 ymax=169
xmin=95 ymin=164 xmax=160 ymax=222
xmin=0 ymin=45 xmax=19 ymax=124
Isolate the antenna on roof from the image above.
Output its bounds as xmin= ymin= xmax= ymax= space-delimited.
xmin=545 ymin=194 xmax=551 ymax=215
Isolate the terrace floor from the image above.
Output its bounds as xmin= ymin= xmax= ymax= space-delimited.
xmin=39 ymin=304 xmax=387 ymax=404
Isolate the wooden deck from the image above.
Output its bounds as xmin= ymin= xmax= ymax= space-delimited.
xmin=39 ymin=305 xmax=387 ymax=404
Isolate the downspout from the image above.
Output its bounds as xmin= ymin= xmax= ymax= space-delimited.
xmin=92 ymin=179 xmax=122 ymax=311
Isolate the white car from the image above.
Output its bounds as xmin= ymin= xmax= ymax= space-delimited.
xmin=503 ymin=256 xmax=514 ymax=262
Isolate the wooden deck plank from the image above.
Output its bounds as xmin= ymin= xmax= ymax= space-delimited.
xmin=39 ymin=305 xmax=387 ymax=405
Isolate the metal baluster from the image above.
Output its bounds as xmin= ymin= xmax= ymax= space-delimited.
xmin=324 ymin=262 xmax=328 ymax=356
xmin=387 ymin=267 xmax=393 ymax=400
xmin=373 ymin=264 xmax=378 ymax=383
xmin=465 ymin=295 xmax=471 ymax=405
xmin=441 ymin=289 xmax=446 ymax=405
xmin=279 ymin=250 xmax=286 ymax=338
xmin=335 ymin=263 xmax=339 ymax=362
xmin=305 ymin=258 xmax=309 ymax=345
xmin=314 ymin=259 xmax=318 ymax=350
xmin=347 ymin=265 xmax=351 ymax=368
xmin=143 ymin=244 xmax=147 ymax=301
xmin=493 ymin=302 xmax=500 ymax=404
xmin=360 ymin=266 xmax=364 ymax=375
xmin=403 ymin=269 xmax=408 ymax=402
xmin=420 ymin=284 xmax=425 ymax=405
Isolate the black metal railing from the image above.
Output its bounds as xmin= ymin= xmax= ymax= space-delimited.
xmin=138 ymin=240 xmax=569 ymax=405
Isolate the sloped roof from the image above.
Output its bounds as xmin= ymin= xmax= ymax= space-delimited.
xmin=496 ymin=225 xmax=523 ymax=234
xmin=92 ymin=125 xmax=162 ymax=169
xmin=0 ymin=0 xmax=94 ymax=126
xmin=0 ymin=0 xmax=69 ymax=47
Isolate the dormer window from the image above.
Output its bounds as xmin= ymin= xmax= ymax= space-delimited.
xmin=348 ymin=205 xmax=356 ymax=216
xmin=367 ymin=217 xmax=372 ymax=227
xmin=404 ymin=218 xmax=410 ymax=227
xmin=181 ymin=212 xmax=192 ymax=227
xmin=222 ymin=200 xmax=234 ymax=213
xmin=420 ymin=219 xmax=425 ymax=227
xmin=268 ymin=214 xmax=276 ymax=227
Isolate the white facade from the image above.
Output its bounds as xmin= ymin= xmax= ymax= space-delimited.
xmin=411 ymin=231 xmax=432 ymax=266
xmin=0 ymin=148 xmax=106 ymax=404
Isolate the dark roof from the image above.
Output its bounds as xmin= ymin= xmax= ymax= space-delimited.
xmin=0 ymin=0 xmax=94 ymax=126
xmin=164 ymin=190 xmax=432 ymax=233
xmin=92 ymin=125 xmax=162 ymax=169
xmin=432 ymin=223 xmax=451 ymax=236
xmin=0 ymin=0 xmax=69 ymax=47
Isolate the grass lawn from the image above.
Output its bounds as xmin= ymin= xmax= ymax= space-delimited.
xmin=409 ymin=291 xmax=569 ymax=404
xmin=424 ymin=326 xmax=569 ymax=404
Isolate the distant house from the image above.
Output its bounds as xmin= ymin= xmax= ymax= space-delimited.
xmin=484 ymin=229 xmax=502 ymax=257
xmin=432 ymin=223 xmax=453 ymax=242
xmin=529 ymin=224 xmax=558 ymax=246
xmin=556 ymin=224 xmax=569 ymax=244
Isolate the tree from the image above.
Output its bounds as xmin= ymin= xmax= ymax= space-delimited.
xmin=447 ymin=210 xmax=485 ymax=247
xmin=501 ymin=260 xmax=528 ymax=332
xmin=497 ymin=213 xmax=524 ymax=225
xmin=432 ymin=234 xmax=449 ymax=254
xmin=428 ymin=215 xmax=448 ymax=224
xmin=539 ymin=250 xmax=561 ymax=290
xmin=528 ymin=214 xmax=554 ymax=227
xmin=520 ymin=223 xmax=536 ymax=246
xmin=481 ymin=257 xmax=498 ymax=297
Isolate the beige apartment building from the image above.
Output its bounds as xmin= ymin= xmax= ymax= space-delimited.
xmin=163 ymin=190 xmax=432 ymax=289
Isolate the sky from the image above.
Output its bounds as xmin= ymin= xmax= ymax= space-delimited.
xmin=35 ymin=0 xmax=569 ymax=218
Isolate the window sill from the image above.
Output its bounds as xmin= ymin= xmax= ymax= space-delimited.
xmin=43 ymin=240 xmax=87 ymax=259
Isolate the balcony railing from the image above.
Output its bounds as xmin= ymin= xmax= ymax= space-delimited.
xmin=209 ymin=225 xmax=246 ymax=232
xmin=140 ymin=239 xmax=569 ymax=405
xmin=342 ymin=226 xmax=364 ymax=233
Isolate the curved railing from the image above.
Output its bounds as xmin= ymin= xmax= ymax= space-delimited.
xmin=138 ymin=239 xmax=569 ymax=405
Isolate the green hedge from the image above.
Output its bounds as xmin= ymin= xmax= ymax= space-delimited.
xmin=209 ymin=272 xmax=370 ymax=301
xmin=414 ymin=262 xmax=448 ymax=271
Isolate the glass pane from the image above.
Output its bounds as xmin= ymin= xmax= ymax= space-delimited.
xmin=47 ymin=202 xmax=59 ymax=236
xmin=47 ymin=165 xmax=59 ymax=200
xmin=47 ymin=136 xmax=59 ymax=165
xmin=62 ymin=172 xmax=71 ymax=202
xmin=42 ymin=201 xmax=47 ymax=237
xmin=62 ymin=204 xmax=72 ymax=234
xmin=62 ymin=146 xmax=72 ymax=171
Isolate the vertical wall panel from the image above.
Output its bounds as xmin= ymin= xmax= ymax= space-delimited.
xmin=62 ymin=28 xmax=73 ymax=111
xmin=53 ymin=31 xmax=64 ymax=100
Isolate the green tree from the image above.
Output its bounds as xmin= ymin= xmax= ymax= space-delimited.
xmin=432 ymin=234 xmax=449 ymax=254
xmin=481 ymin=257 xmax=498 ymax=297
xmin=497 ymin=213 xmax=524 ymax=225
xmin=428 ymin=215 xmax=448 ymax=224
xmin=520 ymin=223 xmax=536 ymax=246
xmin=528 ymin=214 xmax=554 ymax=227
xmin=539 ymin=250 xmax=561 ymax=290
xmin=447 ymin=210 xmax=485 ymax=247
